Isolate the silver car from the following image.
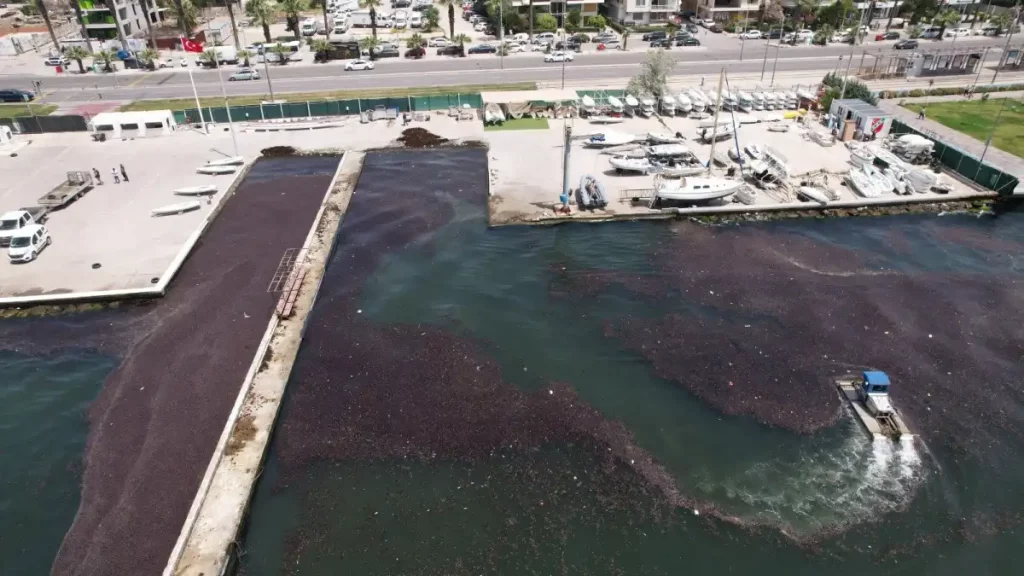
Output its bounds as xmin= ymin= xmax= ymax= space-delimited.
xmin=229 ymin=68 xmax=261 ymax=81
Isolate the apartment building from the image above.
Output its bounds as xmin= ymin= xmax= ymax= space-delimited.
xmin=77 ymin=0 xmax=166 ymax=41
xmin=606 ymin=0 xmax=681 ymax=25
xmin=509 ymin=1 xmax=604 ymax=26
xmin=696 ymin=0 xmax=763 ymax=23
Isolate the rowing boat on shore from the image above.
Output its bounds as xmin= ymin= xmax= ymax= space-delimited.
xmin=152 ymin=201 xmax=202 ymax=216
xmin=173 ymin=184 xmax=218 ymax=196
xmin=196 ymin=166 xmax=237 ymax=175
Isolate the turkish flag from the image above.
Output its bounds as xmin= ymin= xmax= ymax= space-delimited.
xmin=181 ymin=37 xmax=204 ymax=53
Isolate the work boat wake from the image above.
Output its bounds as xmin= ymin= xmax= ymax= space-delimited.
xmin=694 ymin=412 xmax=925 ymax=539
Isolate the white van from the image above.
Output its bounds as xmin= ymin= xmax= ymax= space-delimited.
xmin=409 ymin=13 xmax=422 ymax=28
xmin=533 ymin=32 xmax=555 ymax=44
xmin=8 ymin=224 xmax=50 ymax=263
xmin=300 ymin=18 xmax=317 ymax=36
xmin=512 ymin=32 xmax=529 ymax=42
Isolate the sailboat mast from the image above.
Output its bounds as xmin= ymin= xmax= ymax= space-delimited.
xmin=707 ymin=68 xmax=726 ymax=176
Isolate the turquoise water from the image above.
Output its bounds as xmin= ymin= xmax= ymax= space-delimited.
xmin=0 ymin=349 xmax=116 ymax=574
xmin=238 ymin=151 xmax=1024 ymax=575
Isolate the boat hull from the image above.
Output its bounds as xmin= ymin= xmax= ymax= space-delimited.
xmin=152 ymin=201 xmax=202 ymax=216
xmin=173 ymin=185 xmax=218 ymax=196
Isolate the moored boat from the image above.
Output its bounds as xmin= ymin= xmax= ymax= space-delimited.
xmin=647 ymin=131 xmax=684 ymax=144
xmin=589 ymin=115 xmax=625 ymax=124
xmin=173 ymin=184 xmax=218 ymax=196
xmin=798 ymin=186 xmax=830 ymax=205
xmin=847 ymin=168 xmax=882 ymax=198
xmin=655 ymin=174 xmax=742 ymax=203
xmin=584 ymin=130 xmax=636 ymax=148
xmin=205 ymin=156 xmax=244 ymax=167
xmin=152 ymin=201 xmax=202 ymax=216
xmin=196 ymin=165 xmax=237 ymax=175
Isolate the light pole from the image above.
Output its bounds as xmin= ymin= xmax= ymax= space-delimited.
xmin=838 ymin=7 xmax=868 ymax=102
xmin=977 ymin=96 xmax=1013 ymax=180
xmin=216 ymin=66 xmax=239 ymax=157
xmin=991 ymin=6 xmax=1020 ymax=84
xmin=262 ymin=49 xmax=276 ymax=101
xmin=499 ymin=0 xmax=504 ymax=70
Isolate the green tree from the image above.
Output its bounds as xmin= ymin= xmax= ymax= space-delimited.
xmin=93 ymin=49 xmax=116 ymax=73
xmin=536 ymin=12 xmax=556 ymax=31
xmin=246 ymin=0 xmax=275 ymax=43
xmin=201 ymin=47 xmax=220 ymax=67
xmin=164 ymin=0 xmax=199 ymax=36
xmin=528 ymin=0 xmax=534 ymax=41
xmin=902 ymin=0 xmax=940 ymax=24
xmin=584 ymin=14 xmax=605 ymax=29
xmin=237 ymin=48 xmax=253 ymax=67
xmin=440 ymin=0 xmax=458 ymax=41
xmin=406 ymin=33 xmax=425 ymax=49
xmin=280 ymin=0 xmax=308 ymax=40
xmin=20 ymin=4 xmax=38 ymax=16
xmin=453 ymin=33 xmax=471 ymax=46
xmin=65 ymin=45 xmax=90 ymax=73
xmin=932 ymin=8 xmax=961 ymax=40
xmin=360 ymin=0 xmax=384 ymax=39
xmin=566 ymin=9 xmax=581 ymax=30
xmin=820 ymin=71 xmax=876 ymax=110
xmin=991 ymin=12 xmax=1014 ymax=35
xmin=814 ymin=23 xmax=834 ymax=45
xmin=424 ymin=6 xmax=440 ymax=32
xmin=223 ymin=1 xmax=242 ymax=49
xmin=359 ymin=35 xmax=381 ymax=59
xmin=906 ymin=23 xmax=923 ymax=38
xmin=311 ymin=0 xmax=332 ymax=39
xmin=760 ymin=0 xmax=784 ymax=25
xmin=793 ymin=0 xmax=817 ymax=29
xmin=817 ymin=0 xmax=853 ymax=29
xmin=310 ymin=37 xmax=333 ymax=54
xmin=70 ymin=2 xmax=92 ymax=54
xmin=626 ymin=50 xmax=675 ymax=98
xmin=270 ymin=42 xmax=293 ymax=64
xmin=137 ymin=48 xmax=159 ymax=70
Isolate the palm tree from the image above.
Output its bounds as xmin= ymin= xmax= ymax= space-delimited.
xmin=280 ymin=0 xmax=308 ymax=40
xmin=528 ymin=0 xmax=534 ymax=43
xmin=359 ymin=35 xmax=381 ymax=59
xmin=313 ymin=0 xmax=332 ymax=39
xmin=360 ymin=0 xmax=384 ymax=39
xmin=137 ymin=48 xmax=159 ymax=69
xmin=406 ymin=33 xmax=425 ymax=49
xmin=65 ymin=45 xmax=90 ymax=73
xmin=202 ymin=47 xmax=220 ymax=67
xmin=270 ymin=42 xmax=293 ymax=64
xmin=424 ymin=6 xmax=440 ymax=32
xmin=35 ymin=0 xmax=60 ymax=53
xmin=141 ymin=0 xmax=159 ymax=50
xmin=453 ymin=33 xmax=471 ymax=47
xmin=238 ymin=48 xmax=253 ymax=67
xmin=622 ymin=30 xmax=630 ymax=50
xmin=441 ymin=0 xmax=458 ymax=41
xmin=166 ymin=0 xmax=198 ymax=37
xmin=225 ymin=1 xmax=242 ymax=49
xmin=70 ymin=2 xmax=93 ymax=54
xmin=932 ymin=8 xmax=961 ymax=40
xmin=245 ymin=0 xmax=275 ymax=43
xmin=94 ymin=49 xmax=116 ymax=73
xmin=310 ymin=37 xmax=332 ymax=61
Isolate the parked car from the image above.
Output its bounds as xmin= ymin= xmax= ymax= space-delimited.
xmin=0 ymin=88 xmax=34 ymax=102
xmin=599 ymin=38 xmax=621 ymax=49
xmin=767 ymin=29 xmax=783 ymax=39
xmin=677 ymin=37 xmax=701 ymax=46
xmin=428 ymin=36 xmax=450 ymax=47
xmin=643 ymin=30 xmax=667 ymax=41
xmin=709 ymin=24 xmax=723 ymax=33
xmin=437 ymin=45 xmax=465 ymax=56
xmin=876 ymin=31 xmax=901 ymax=41
xmin=468 ymin=43 xmax=497 ymax=54
xmin=505 ymin=42 xmax=526 ymax=53
xmin=228 ymin=68 xmax=261 ymax=81
xmin=544 ymin=51 xmax=574 ymax=63
xmin=533 ymin=32 xmax=556 ymax=44
xmin=404 ymin=46 xmax=425 ymax=58
xmin=593 ymin=33 xmax=617 ymax=44
xmin=7 ymin=224 xmax=51 ymax=264
xmin=44 ymin=56 xmax=70 ymax=66
xmin=739 ymin=30 xmax=762 ymax=40
xmin=946 ymin=27 xmax=971 ymax=38
xmin=685 ymin=23 xmax=699 ymax=34
xmin=893 ymin=39 xmax=919 ymax=50
xmin=650 ymin=38 xmax=672 ymax=48
xmin=377 ymin=47 xmax=400 ymax=58
xmin=571 ymin=33 xmax=590 ymax=43
xmin=345 ymin=59 xmax=375 ymax=71
xmin=555 ymin=39 xmax=582 ymax=51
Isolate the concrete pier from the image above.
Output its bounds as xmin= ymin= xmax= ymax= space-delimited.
xmin=163 ymin=152 xmax=363 ymax=576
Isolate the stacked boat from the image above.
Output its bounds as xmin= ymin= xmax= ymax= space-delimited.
xmin=623 ymin=94 xmax=638 ymax=116
xmin=608 ymin=95 xmax=626 ymax=116
xmin=661 ymin=94 xmax=677 ymax=116
xmin=639 ymin=97 xmax=656 ymax=117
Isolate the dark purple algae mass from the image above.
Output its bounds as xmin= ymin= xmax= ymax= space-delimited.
xmin=558 ymin=222 xmax=1024 ymax=448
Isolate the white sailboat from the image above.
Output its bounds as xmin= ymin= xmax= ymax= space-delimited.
xmin=655 ymin=175 xmax=742 ymax=203
xmin=152 ymin=201 xmax=202 ymax=216
xmin=639 ymin=97 xmax=656 ymax=117
xmin=798 ymin=186 xmax=830 ymax=205
xmin=196 ymin=165 xmax=237 ymax=175
xmin=584 ymin=130 xmax=636 ymax=148
xmin=609 ymin=155 xmax=655 ymax=174
xmin=797 ymin=88 xmax=817 ymax=101
xmin=704 ymin=90 xmax=718 ymax=109
xmin=863 ymin=164 xmax=896 ymax=193
xmin=623 ymin=94 xmax=639 ymax=116
xmin=173 ymin=184 xmax=218 ymax=196
xmin=608 ymin=95 xmax=625 ymax=115
xmin=205 ymin=156 xmax=244 ymax=167
xmin=661 ymin=94 xmax=677 ymax=116
xmin=846 ymin=169 xmax=882 ymax=198
xmin=784 ymin=91 xmax=798 ymax=109
xmin=647 ymin=132 xmax=684 ymax=144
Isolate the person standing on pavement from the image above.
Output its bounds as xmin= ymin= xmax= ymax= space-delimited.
xmin=120 ymin=164 xmax=129 ymax=183
xmin=111 ymin=167 xmax=120 ymax=184
xmin=92 ymin=168 xmax=103 ymax=185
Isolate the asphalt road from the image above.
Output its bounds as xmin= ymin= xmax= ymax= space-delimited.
xmin=1 ymin=38 xmax=1011 ymax=103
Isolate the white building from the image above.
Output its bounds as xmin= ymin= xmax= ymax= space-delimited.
xmin=510 ymin=1 xmax=604 ymax=26
xmin=695 ymin=0 xmax=763 ymax=24
xmin=77 ymin=0 xmax=166 ymax=42
xmin=607 ymin=0 xmax=680 ymax=25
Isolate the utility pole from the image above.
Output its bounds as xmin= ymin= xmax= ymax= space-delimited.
xmin=707 ymin=68 xmax=726 ymax=176
xmin=499 ymin=0 xmax=504 ymax=71
xmin=991 ymin=5 xmax=1020 ymax=84
xmin=262 ymin=51 xmax=275 ymax=101
xmin=216 ymin=67 xmax=239 ymax=156
xmin=562 ymin=123 xmax=572 ymax=202
xmin=839 ymin=8 xmax=868 ymax=102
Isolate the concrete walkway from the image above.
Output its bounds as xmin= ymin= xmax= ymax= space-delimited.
xmin=877 ymin=93 xmax=1024 ymax=185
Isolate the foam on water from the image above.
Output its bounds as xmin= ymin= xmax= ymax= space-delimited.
xmin=704 ymin=409 xmax=924 ymax=536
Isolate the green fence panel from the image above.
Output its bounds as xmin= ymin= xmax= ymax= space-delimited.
xmin=426 ymin=94 xmax=448 ymax=110
xmin=387 ymin=96 xmax=411 ymax=112
xmin=283 ymin=102 xmax=309 ymax=118
xmin=461 ymin=93 xmax=483 ymax=108
xmin=889 ymin=120 xmax=1019 ymax=194
xmin=261 ymin=103 xmax=283 ymax=120
xmin=173 ymin=110 xmax=187 ymax=124
xmin=231 ymin=105 xmax=262 ymax=122
xmin=333 ymin=99 xmax=359 ymax=115
xmin=360 ymin=97 xmax=390 ymax=112
xmin=308 ymin=101 xmax=330 ymax=116
xmin=411 ymin=96 xmax=430 ymax=111
xmin=208 ymin=106 xmax=230 ymax=123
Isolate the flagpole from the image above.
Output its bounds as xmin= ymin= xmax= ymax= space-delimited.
xmin=182 ymin=37 xmax=206 ymax=133
xmin=217 ymin=65 xmax=239 ymax=156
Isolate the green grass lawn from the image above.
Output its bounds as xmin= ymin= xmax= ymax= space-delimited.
xmin=0 ymin=104 xmax=57 ymax=118
xmin=484 ymin=117 xmax=550 ymax=131
xmin=118 ymin=82 xmax=538 ymax=112
xmin=903 ymin=98 xmax=1024 ymax=158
